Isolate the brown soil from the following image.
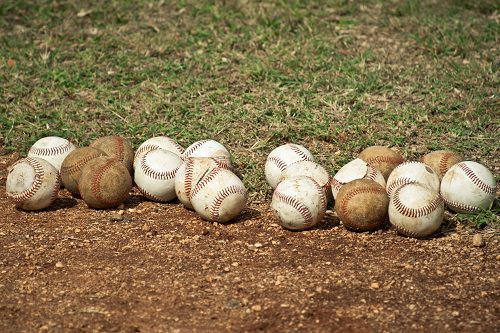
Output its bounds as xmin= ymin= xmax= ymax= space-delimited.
xmin=1 ymin=153 xmax=498 ymax=333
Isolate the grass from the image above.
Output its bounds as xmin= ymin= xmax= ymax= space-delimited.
xmin=0 ymin=0 xmax=498 ymax=226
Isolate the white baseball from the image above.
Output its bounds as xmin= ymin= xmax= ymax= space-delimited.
xmin=265 ymin=143 xmax=314 ymax=189
xmin=440 ymin=161 xmax=496 ymax=213
xmin=133 ymin=136 xmax=184 ymax=170
xmin=183 ymin=139 xmax=232 ymax=165
xmin=27 ymin=136 xmax=76 ymax=171
xmin=190 ymin=167 xmax=247 ymax=223
xmin=389 ymin=182 xmax=444 ymax=238
xmin=331 ymin=158 xmax=385 ymax=199
xmin=6 ymin=157 xmax=60 ymax=210
xmin=271 ymin=176 xmax=327 ymax=231
xmin=386 ymin=161 xmax=440 ymax=197
xmin=279 ymin=160 xmax=332 ymax=200
xmin=174 ymin=157 xmax=231 ymax=210
xmin=134 ymin=149 xmax=183 ymax=202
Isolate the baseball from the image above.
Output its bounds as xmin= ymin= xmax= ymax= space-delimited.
xmin=358 ymin=145 xmax=404 ymax=180
xmin=78 ymin=156 xmax=133 ymax=209
xmin=183 ymin=139 xmax=232 ymax=166
xmin=440 ymin=161 xmax=496 ymax=213
xmin=386 ymin=161 xmax=440 ymax=197
xmin=134 ymin=149 xmax=183 ymax=202
xmin=279 ymin=160 xmax=332 ymax=201
xmin=190 ymin=167 xmax=247 ymax=223
xmin=134 ymin=136 xmax=185 ymax=170
xmin=265 ymin=143 xmax=314 ymax=189
xmin=6 ymin=157 xmax=60 ymax=210
xmin=271 ymin=176 xmax=327 ymax=231
xmin=420 ymin=150 xmax=464 ymax=180
xmin=334 ymin=179 xmax=389 ymax=232
xmin=389 ymin=182 xmax=444 ymax=238
xmin=89 ymin=135 xmax=134 ymax=175
xmin=27 ymin=136 xmax=76 ymax=171
xmin=60 ymin=147 xmax=105 ymax=196
xmin=331 ymin=158 xmax=386 ymax=200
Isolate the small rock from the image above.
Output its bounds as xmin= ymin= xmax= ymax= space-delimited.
xmin=452 ymin=310 xmax=460 ymax=317
xmin=251 ymin=305 xmax=262 ymax=312
xmin=55 ymin=262 xmax=64 ymax=268
xmin=142 ymin=224 xmax=151 ymax=232
xmin=472 ymin=234 xmax=485 ymax=247
xmin=370 ymin=282 xmax=380 ymax=289
xmin=110 ymin=212 xmax=124 ymax=222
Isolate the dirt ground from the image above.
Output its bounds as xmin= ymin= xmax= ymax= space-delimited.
xmin=0 ymin=153 xmax=498 ymax=333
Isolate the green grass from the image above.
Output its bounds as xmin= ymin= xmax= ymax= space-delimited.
xmin=1 ymin=0 xmax=498 ymax=226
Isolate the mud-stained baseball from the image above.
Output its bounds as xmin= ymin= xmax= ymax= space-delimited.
xmin=334 ymin=179 xmax=389 ymax=232
xmin=271 ymin=176 xmax=327 ymax=231
xmin=358 ymin=145 xmax=404 ymax=180
xmin=440 ymin=161 xmax=496 ymax=213
xmin=134 ymin=136 xmax=185 ymax=170
xmin=265 ymin=143 xmax=314 ymax=189
xmin=134 ymin=149 xmax=183 ymax=202
xmin=175 ymin=157 xmax=232 ymax=210
xmin=183 ymin=139 xmax=232 ymax=166
xmin=386 ymin=161 xmax=440 ymax=197
xmin=89 ymin=135 xmax=134 ymax=175
xmin=27 ymin=136 xmax=76 ymax=172
xmin=79 ymin=156 xmax=132 ymax=209
xmin=389 ymin=182 xmax=444 ymax=238
xmin=6 ymin=157 xmax=60 ymax=210
xmin=279 ymin=160 xmax=332 ymax=201
xmin=60 ymin=147 xmax=105 ymax=196
xmin=420 ymin=150 xmax=464 ymax=180
xmin=190 ymin=167 xmax=247 ymax=223
xmin=331 ymin=158 xmax=386 ymax=200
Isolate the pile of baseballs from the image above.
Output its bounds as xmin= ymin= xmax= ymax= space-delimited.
xmin=267 ymin=145 xmax=497 ymax=238
xmin=5 ymin=136 xmax=247 ymax=223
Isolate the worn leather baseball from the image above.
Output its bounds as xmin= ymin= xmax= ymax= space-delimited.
xmin=280 ymin=160 xmax=332 ymax=202
xmin=27 ymin=136 xmax=76 ymax=172
xmin=79 ymin=156 xmax=132 ymax=209
xmin=182 ymin=139 xmax=232 ymax=166
xmin=60 ymin=147 xmax=105 ymax=196
xmin=386 ymin=161 xmax=440 ymax=197
xmin=334 ymin=179 xmax=389 ymax=232
xmin=358 ymin=146 xmax=404 ymax=180
xmin=89 ymin=136 xmax=134 ymax=175
xmin=420 ymin=150 xmax=464 ymax=180
xmin=134 ymin=136 xmax=185 ymax=170
xmin=265 ymin=143 xmax=314 ymax=189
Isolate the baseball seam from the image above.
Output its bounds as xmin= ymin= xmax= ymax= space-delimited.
xmin=339 ymin=186 xmax=386 ymax=227
xmin=365 ymin=155 xmax=403 ymax=165
xmin=457 ymin=162 xmax=496 ymax=194
xmin=183 ymin=140 xmax=209 ymax=157
xmin=183 ymin=157 xmax=195 ymax=199
xmin=114 ymin=136 xmax=125 ymax=162
xmin=190 ymin=167 xmax=222 ymax=199
xmin=90 ymin=159 xmax=121 ymax=206
xmin=438 ymin=153 xmax=454 ymax=176
xmin=274 ymin=191 xmax=314 ymax=225
xmin=289 ymin=144 xmax=313 ymax=162
xmin=443 ymin=198 xmax=481 ymax=212
xmin=366 ymin=164 xmax=379 ymax=181
xmin=140 ymin=153 xmax=179 ymax=180
xmin=61 ymin=152 xmax=102 ymax=176
xmin=7 ymin=157 xmax=44 ymax=203
xmin=392 ymin=223 xmax=428 ymax=238
xmin=313 ymin=178 xmax=327 ymax=213
xmin=138 ymin=187 xmax=168 ymax=202
xmin=392 ymin=189 xmax=443 ymax=218
xmin=29 ymin=140 xmax=73 ymax=156
xmin=135 ymin=144 xmax=161 ymax=160
xmin=267 ymin=156 xmax=288 ymax=172
xmin=387 ymin=177 xmax=417 ymax=196
xmin=331 ymin=177 xmax=342 ymax=195
xmin=209 ymin=185 xmax=247 ymax=221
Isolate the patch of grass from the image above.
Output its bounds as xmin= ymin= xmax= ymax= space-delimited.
xmin=455 ymin=206 xmax=500 ymax=229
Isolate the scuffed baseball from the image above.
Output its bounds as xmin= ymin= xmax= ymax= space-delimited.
xmin=60 ymin=147 xmax=105 ymax=196
xmin=134 ymin=136 xmax=185 ymax=170
xmin=183 ymin=139 xmax=232 ymax=166
xmin=386 ymin=161 xmax=440 ymax=197
xmin=420 ymin=150 xmax=464 ymax=180
xmin=190 ymin=167 xmax=247 ymax=223
xmin=331 ymin=158 xmax=386 ymax=200
xmin=89 ymin=135 xmax=134 ymax=175
xmin=279 ymin=160 xmax=332 ymax=201
xmin=27 ymin=136 xmax=76 ymax=171
xmin=334 ymin=179 xmax=389 ymax=232
xmin=440 ymin=161 xmax=496 ymax=213
xmin=389 ymin=182 xmax=444 ymax=238
xmin=265 ymin=143 xmax=314 ymax=189
xmin=6 ymin=157 xmax=60 ymax=210
xmin=79 ymin=156 xmax=132 ymax=209
xmin=271 ymin=176 xmax=327 ymax=231
xmin=134 ymin=149 xmax=183 ymax=202
xmin=358 ymin=146 xmax=404 ymax=180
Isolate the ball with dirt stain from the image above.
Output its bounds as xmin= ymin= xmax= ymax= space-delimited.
xmin=358 ymin=146 xmax=404 ymax=180
xmin=334 ymin=179 xmax=389 ymax=232
xmin=78 ymin=156 xmax=132 ymax=209
xmin=89 ymin=135 xmax=134 ymax=175
xmin=60 ymin=147 xmax=105 ymax=196
xmin=420 ymin=150 xmax=464 ymax=180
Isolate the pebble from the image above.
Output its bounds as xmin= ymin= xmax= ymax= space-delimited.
xmin=110 ymin=212 xmax=124 ymax=222
xmin=472 ymin=234 xmax=485 ymax=247
xmin=55 ymin=262 xmax=64 ymax=268
xmin=251 ymin=305 xmax=262 ymax=312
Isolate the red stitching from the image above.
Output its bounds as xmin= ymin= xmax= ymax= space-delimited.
xmin=183 ymin=157 xmax=196 ymax=198
xmin=365 ymin=163 xmax=379 ymax=181
xmin=339 ymin=186 xmax=387 ymax=227
xmin=209 ymin=185 xmax=247 ymax=221
xmin=289 ymin=144 xmax=313 ymax=162
xmin=138 ymin=187 xmax=167 ymax=202
xmin=392 ymin=188 xmax=443 ymax=218
xmin=365 ymin=155 xmax=403 ymax=165
xmin=60 ymin=151 xmax=103 ymax=176
xmin=457 ymin=162 xmax=496 ymax=194
xmin=7 ymin=157 xmax=44 ymax=203
xmin=114 ymin=136 xmax=125 ymax=162
xmin=387 ymin=177 xmax=417 ymax=196
xmin=140 ymin=152 xmax=179 ymax=180
xmin=331 ymin=178 xmax=342 ymax=194
xmin=267 ymin=156 xmax=288 ymax=172
xmin=443 ymin=198 xmax=480 ymax=212
xmin=274 ymin=191 xmax=313 ymax=225
xmin=90 ymin=159 xmax=122 ymax=205
xmin=190 ymin=167 xmax=222 ymax=199
xmin=439 ymin=153 xmax=454 ymax=176
xmin=29 ymin=140 xmax=74 ymax=156
xmin=184 ymin=140 xmax=209 ymax=157
xmin=392 ymin=223 xmax=426 ymax=238
xmin=135 ymin=144 xmax=161 ymax=159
